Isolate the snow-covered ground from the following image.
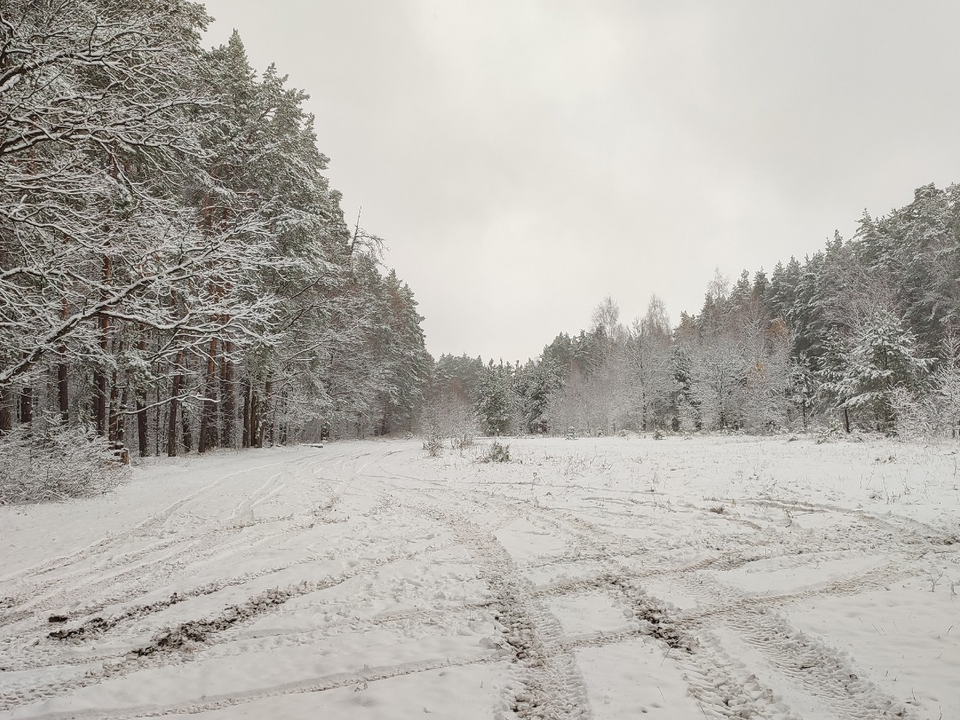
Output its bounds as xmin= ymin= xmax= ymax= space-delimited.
xmin=1 ymin=435 xmax=958 ymax=719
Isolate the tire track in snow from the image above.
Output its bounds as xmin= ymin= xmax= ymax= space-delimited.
xmin=5 ymin=655 xmax=499 ymax=720
xmin=483 ymin=479 xmax=912 ymax=719
xmin=0 ymin=456 xmax=309 ymax=587
xmin=7 ymin=441 xmax=948 ymax=719
xmin=373 ymin=448 xmax=945 ymax=718
xmin=511 ymin=482 xmax=932 ymax=719
xmin=0 ymin=459 xmax=324 ymax=625
xmin=5 ymin=521 xmax=448 ymax=676
xmin=0 ymin=542 xmax=447 ymax=713
xmin=388 ymin=485 xmax=592 ymax=720
xmin=738 ymin=497 xmax=959 ymax=549
xmin=0 ymin=447 xmax=411 ymax=712
xmin=0 ymin=455 xmax=351 ymax=636
xmin=0 ymin=509 xmax=308 ymax=637
xmin=673 ymin=571 xmax=911 ymax=719
xmin=366 ymin=452 xmax=797 ymax=718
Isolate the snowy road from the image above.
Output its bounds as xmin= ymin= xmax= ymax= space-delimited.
xmin=1 ymin=437 xmax=959 ymax=719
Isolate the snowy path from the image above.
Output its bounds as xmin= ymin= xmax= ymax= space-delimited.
xmin=1 ymin=437 xmax=958 ymax=719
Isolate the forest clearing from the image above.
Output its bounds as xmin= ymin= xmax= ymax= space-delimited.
xmin=1 ymin=435 xmax=958 ymax=719
xmin=5 ymin=4 xmax=960 ymax=718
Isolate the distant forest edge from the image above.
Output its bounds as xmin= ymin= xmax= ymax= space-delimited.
xmin=442 ymin=182 xmax=960 ymax=442
xmin=1 ymin=4 xmax=959 ymax=489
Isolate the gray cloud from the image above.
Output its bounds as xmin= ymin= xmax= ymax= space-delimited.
xmin=202 ymin=0 xmax=960 ymax=362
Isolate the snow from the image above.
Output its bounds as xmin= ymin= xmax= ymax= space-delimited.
xmin=1 ymin=435 xmax=958 ymax=719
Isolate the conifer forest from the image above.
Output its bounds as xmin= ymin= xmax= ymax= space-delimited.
xmin=436 ymin=182 xmax=960 ymax=443
xmin=0 ymin=0 xmax=431 ymax=489
xmin=2 ymin=5 xmax=960 ymax=719
xmin=1 ymin=0 xmax=959 ymax=498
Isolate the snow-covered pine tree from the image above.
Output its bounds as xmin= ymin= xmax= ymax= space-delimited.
xmin=819 ymin=308 xmax=932 ymax=433
xmin=476 ymin=361 xmax=516 ymax=436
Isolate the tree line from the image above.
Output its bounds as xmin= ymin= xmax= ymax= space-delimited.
xmin=0 ymin=0 xmax=430 ymax=459
xmin=5 ymin=1 xmax=957 ymax=480
xmin=428 ymin=183 xmax=960 ymax=441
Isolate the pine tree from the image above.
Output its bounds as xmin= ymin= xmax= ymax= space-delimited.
xmin=476 ymin=361 xmax=515 ymax=435
xmin=819 ymin=308 xmax=932 ymax=432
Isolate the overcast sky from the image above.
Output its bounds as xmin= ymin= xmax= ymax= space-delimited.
xmin=201 ymin=0 xmax=960 ymax=364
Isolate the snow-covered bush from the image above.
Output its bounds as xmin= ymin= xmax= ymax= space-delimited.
xmin=418 ymin=390 xmax=478 ymax=453
xmin=888 ymin=387 xmax=937 ymax=441
xmin=0 ymin=424 xmax=128 ymax=504
xmin=422 ymin=431 xmax=444 ymax=458
xmin=451 ymin=432 xmax=474 ymax=450
xmin=478 ymin=440 xmax=510 ymax=463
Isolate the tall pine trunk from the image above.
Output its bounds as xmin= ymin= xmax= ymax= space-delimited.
xmin=19 ymin=387 xmax=33 ymax=425
xmin=250 ymin=385 xmax=261 ymax=448
xmin=155 ymin=383 xmax=162 ymax=456
xmin=241 ymin=377 xmax=251 ymax=448
xmin=108 ymin=373 xmax=120 ymax=441
xmin=198 ymin=338 xmax=219 ymax=453
xmin=181 ymin=404 xmax=193 ymax=452
xmin=92 ymin=256 xmax=112 ymax=435
xmin=167 ymin=351 xmax=184 ymax=457
xmin=58 ymin=300 xmax=70 ymax=423
xmin=196 ymin=210 xmax=220 ymax=455
xmin=221 ymin=341 xmax=236 ymax=448
xmin=136 ymin=338 xmax=149 ymax=456
xmin=257 ymin=379 xmax=272 ymax=448
xmin=136 ymin=387 xmax=149 ymax=456
xmin=93 ymin=367 xmax=108 ymax=435
xmin=0 ymin=388 xmax=11 ymax=433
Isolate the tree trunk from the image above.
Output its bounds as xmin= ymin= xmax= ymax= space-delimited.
xmin=108 ymin=369 xmax=121 ymax=443
xmin=842 ymin=406 xmax=851 ymax=433
xmin=58 ymin=301 xmax=70 ymax=423
xmin=258 ymin=380 xmax=272 ymax=448
xmin=251 ymin=388 xmax=260 ymax=448
xmin=182 ymin=404 xmax=193 ymax=452
xmin=180 ymin=351 xmax=193 ymax=452
xmin=94 ymin=368 xmax=108 ymax=435
xmin=57 ymin=362 xmax=69 ymax=423
xmin=93 ymin=256 xmax=112 ymax=436
xmin=137 ymin=386 xmax=149 ymax=457
xmin=136 ymin=338 xmax=149 ymax=456
xmin=198 ymin=338 xmax=219 ymax=453
xmin=167 ymin=351 xmax=184 ymax=457
xmin=116 ymin=383 xmax=128 ymax=447
xmin=19 ymin=387 xmax=33 ymax=425
xmin=155 ymin=383 xmax=162 ymax=456
xmin=278 ymin=389 xmax=288 ymax=444
xmin=241 ymin=378 xmax=251 ymax=448
xmin=0 ymin=388 xmax=12 ymax=433
xmin=221 ymin=341 xmax=236 ymax=448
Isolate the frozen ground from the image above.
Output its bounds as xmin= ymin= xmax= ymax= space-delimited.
xmin=1 ymin=435 xmax=958 ymax=719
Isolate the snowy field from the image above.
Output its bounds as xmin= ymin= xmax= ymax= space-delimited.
xmin=1 ymin=435 xmax=958 ymax=720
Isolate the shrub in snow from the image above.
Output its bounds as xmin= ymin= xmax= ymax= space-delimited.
xmin=451 ymin=432 xmax=474 ymax=450
xmin=889 ymin=387 xmax=938 ymax=441
xmin=422 ymin=431 xmax=444 ymax=458
xmin=0 ymin=423 xmax=128 ymax=505
xmin=418 ymin=390 xmax=478 ymax=456
xmin=814 ymin=421 xmax=842 ymax=444
xmin=479 ymin=440 xmax=510 ymax=463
